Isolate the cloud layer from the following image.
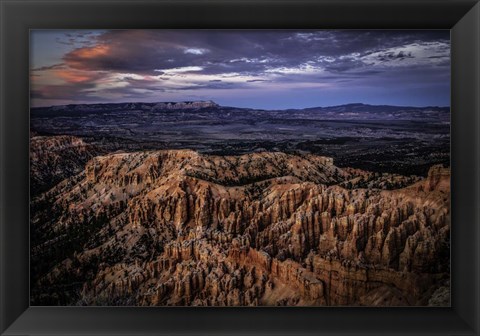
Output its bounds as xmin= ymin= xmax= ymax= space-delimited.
xmin=30 ymin=30 xmax=450 ymax=108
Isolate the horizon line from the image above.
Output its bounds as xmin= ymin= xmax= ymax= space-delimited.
xmin=30 ymin=100 xmax=451 ymax=111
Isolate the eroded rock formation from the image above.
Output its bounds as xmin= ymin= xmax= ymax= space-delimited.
xmin=30 ymin=148 xmax=450 ymax=306
xmin=30 ymin=135 xmax=103 ymax=195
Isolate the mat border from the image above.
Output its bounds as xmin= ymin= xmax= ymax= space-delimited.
xmin=1 ymin=0 xmax=479 ymax=335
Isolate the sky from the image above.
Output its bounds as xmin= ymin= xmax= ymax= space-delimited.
xmin=30 ymin=30 xmax=450 ymax=109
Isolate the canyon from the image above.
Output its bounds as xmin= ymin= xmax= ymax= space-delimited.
xmin=30 ymin=134 xmax=450 ymax=306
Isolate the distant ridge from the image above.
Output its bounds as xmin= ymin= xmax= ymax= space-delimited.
xmin=34 ymin=100 xmax=219 ymax=112
xmin=32 ymin=101 xmax=449 ymax=113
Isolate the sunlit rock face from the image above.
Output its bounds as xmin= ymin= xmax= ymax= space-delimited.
xmin=30 ymin=146 xmax=450 ymax=306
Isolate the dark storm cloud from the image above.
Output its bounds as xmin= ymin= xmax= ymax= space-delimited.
xmin=62 ymin=30 xmax=448 ymax=76
xmin=55 ymin=31 xmax=100 ymax=48
xmin=31 ymin=63 xmax=65 ymax=72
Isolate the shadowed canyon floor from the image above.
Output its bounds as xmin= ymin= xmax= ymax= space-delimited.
xmin=30 ymin=135 xmax=450 ymax=306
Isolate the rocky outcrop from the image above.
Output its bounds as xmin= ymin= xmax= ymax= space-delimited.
xmin=152 ymin=100 xmax=218 ymax=110
xmin=30 ymin=135 xmax=102 ymax=195
xmin=31 ymin=149 xmax=450 ymax=306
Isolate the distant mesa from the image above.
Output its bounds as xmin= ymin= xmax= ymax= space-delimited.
xmin=40 ymin=100 xmax=220 ymax=113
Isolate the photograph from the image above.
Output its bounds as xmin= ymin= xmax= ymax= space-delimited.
xmin=29 ymin=29 xmax=451 ymax=306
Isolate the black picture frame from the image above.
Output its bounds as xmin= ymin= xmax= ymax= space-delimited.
xmin=1 ymin=0 xmax=479 ymax=335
